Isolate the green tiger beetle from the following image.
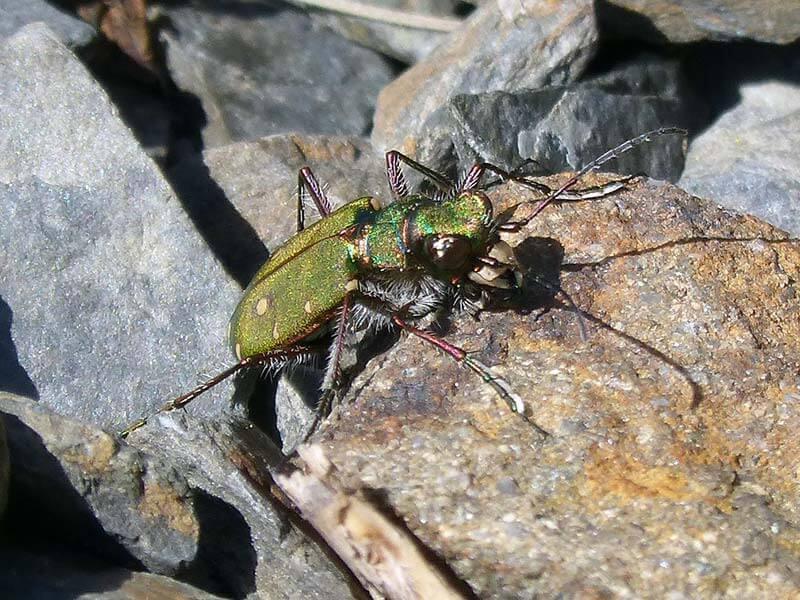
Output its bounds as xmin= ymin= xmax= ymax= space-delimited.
xmin=120 ymin=127 xmax=687 ymax=438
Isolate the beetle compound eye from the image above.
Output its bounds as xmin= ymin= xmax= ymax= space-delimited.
xmin=425 ymin=235 xmax=471 ymax=271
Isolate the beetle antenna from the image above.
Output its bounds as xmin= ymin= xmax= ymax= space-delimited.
xmin=527 ymin=274 xmax=588 ymax=341
xmin=118 ymin=360 xmax=252 ymax=438
xmin=498 ymin=127 xmax=688 ymax=229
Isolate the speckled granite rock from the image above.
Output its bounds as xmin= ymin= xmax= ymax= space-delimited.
xmin=598 ymin=0 xmax=800 ymax=44
xmin=372 ymin=0 xmax=598 ymax=167
xmin=311 ymin=177 xmax=800 ymax=597
xmin=0 ymin=393 xmax=200 ymax=575
xmin=680 ymin=80 xmax=800 ymax=236
xmin=0 ymin=24 xmax=239 ymax=429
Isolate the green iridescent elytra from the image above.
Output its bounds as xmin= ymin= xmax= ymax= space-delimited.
xmin=229 ymin=196 xmax=377 ymax=359
xmin=229 ymin=190 xmax=492 ymax=360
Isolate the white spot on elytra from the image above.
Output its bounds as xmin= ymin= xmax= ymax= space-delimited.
xmin=273 ymin=322 xmax=279 ymax=339
xmin=345 ymin=279 xmax=359 ymax=292
xmin=256 ymin=298 xmax=268 ymax=315
xmin=304 ymin=300 xmax=313 ymax=314
xmin=235 ymin=343 xmax=242 ymax=360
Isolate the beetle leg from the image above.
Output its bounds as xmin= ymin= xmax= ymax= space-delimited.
xmin=385 ymin=150 xmax=454 ymax=197
xmin=385 ymin=150 xmax=410 ymax=200
xmin=550 ymin=175 xmax=638 ymax=202
xmin=297 ymin=166 xmax=333 ymax=232
xmin=322 ymin=292 xmax=355 ymax=393
xmin=303 ymin=292 xmax=357 ymax=440
xmin=118 ymin=346 xmax=315 ymax=438
xmin=497 ymin=127 xmax=687 ymax=229
xmin=390 ymin=315 xmax=549 ymax=436
xmin=460 ymin=161 xmax=635 ymax=203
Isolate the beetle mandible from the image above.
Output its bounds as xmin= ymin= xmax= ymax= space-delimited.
xmin=120 ymin=128 xmax=686 ymax=437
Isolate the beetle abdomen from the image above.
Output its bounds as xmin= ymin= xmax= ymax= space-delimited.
xmin=230 ymin=235 xmax=359 ymax=359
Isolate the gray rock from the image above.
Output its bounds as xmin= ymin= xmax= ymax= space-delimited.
xmin=169 ymin=135 xmax=387 ymax=254
xmin=1 ymin=394 xmax=200 ymax=576
xmin=3 ymin=389 xmax=355 ymax=597
xmin=680 ymin=81 xmax=800 ymax=236
xmin=126 ymin=412 xmax=356 ymax=598
xmin=275 ymin=366 xmax=320 ymax=452
xmin=598 ymin=0 xmax=800 ymax=44
xmin=158 ymin=1 xmax=395 ymax=149
xmin=449 ymin=56 xmax=690 ymax=181
xmin=308 ymin=0 xmax=457 ymax=64
xmin=372 ymin=0 xmax=598 ymax=167
xmin=0 ymin=24 xmax=240 ymax=430
xmin=0 ymin=0 xmax=94 ymax=45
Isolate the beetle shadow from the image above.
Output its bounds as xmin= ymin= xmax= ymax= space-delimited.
xmin=0 ymin=296 xmax=38 ymax=400
xmin=559 ymin=233 xmax=798 ymax=408
xmin=501 ymin=235 xmax=704 ymax=410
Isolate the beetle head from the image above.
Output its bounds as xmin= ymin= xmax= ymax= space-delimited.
xmin=408 ymin=191 xmax=493 ymax=276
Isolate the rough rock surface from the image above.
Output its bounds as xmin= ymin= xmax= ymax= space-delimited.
xmin=1 ymin=393 xmax=200 ymax=575
xmin=372 ymin=0 xmax=598 ymax=166
xmin=680 ymin=80 xmax=800 ymax=237
xmin=598 ymin=0 xmax=800 ymax=44
xmin=159 ymin=2 xmax=395 ymax=149
xmin=0 ymin=24 xmax=239 ymax=429
xmin=312 ymin=177 xmax=800 ymax=597
xmin=309 ymin=0 xmax=456 ymax=63
xmin=1 ymin=392 xmax=354 ymax=598
xmin=170 ymin=135 xmax=387 ymax=261
xmin=0 ymin=0 xmax=94 ymax=44
xmin=449 ymin=55 xmax=690 ymax=180
xmin=126 ymin=412 xmax=356 ymax=599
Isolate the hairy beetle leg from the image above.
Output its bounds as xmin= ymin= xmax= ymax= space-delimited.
xmin=385 ymin=150 xmax=454 ymax=200
xmin=118 ymin=346 xmax=315 ymax=438
xmin=297 ymin=166 xmax=333 ymax=232
xmin=391 ymin=315 xmax=549 ymax=436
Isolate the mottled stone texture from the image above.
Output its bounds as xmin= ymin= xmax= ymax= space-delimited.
xmin=315 ymin=177 xmax=800 ymax=598
xmin=680 ymin=81 xmax=800 ymax=236
xmin=598 ymin=0 xmax=800 ymax=44
xmin=372 ymin=0 xmax=598 ymax=166
xmin=0 ymin=24 xmax=239 ymax=429
xmin=160 ymin=2 xmax=394 ymax=148
xmin=1 ymin=394 xmax=200 ymax=575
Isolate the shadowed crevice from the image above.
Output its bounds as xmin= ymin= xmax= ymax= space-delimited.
xmin=0 ymin=297 xmax=38 ymax=400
